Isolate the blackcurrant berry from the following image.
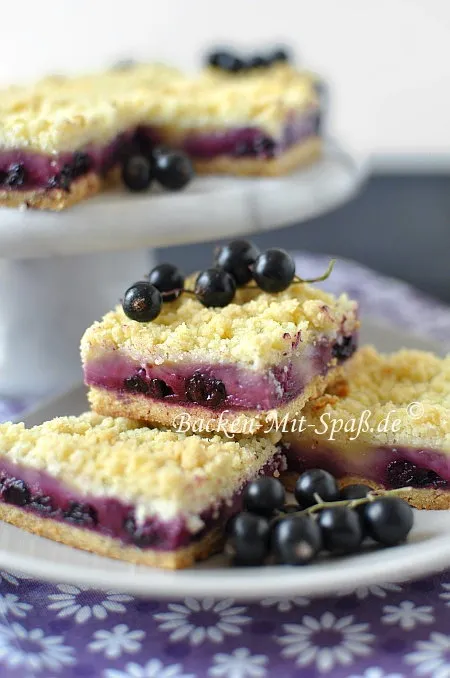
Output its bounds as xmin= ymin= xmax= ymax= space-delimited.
xmin=207 ymin=50 xmax=245 ymax=73
xmin=271 ymin=515 xmax=322 ymax=565
xmin=121 ymin=154 xmax=153 ymax=192
xmin=339 ymin=484 xmax=372 ymax=501
xmin=148 ymin=263 xmax=184 ymax=302
xmin=153 ymin=150 xmax=194 ymax=191
xmin=294 ymin=469 xmax=339 ymax=509
xmin=5 ymin=163 xmax=27 ymax=187
xmin=2 ymin=479 xmax=31 ymax=506
xmin=122 ymin=282 xmax=162 ymax=322
xmin=270 ymin=47 xmax=290 ymax=64
xmin=213 ymin=239 xmax=260 ymax=286
xmin=363 ymin=497 xmax=414 ymax=546
xmin=252 ymin=248 xmax=296 ymax=293
xmin=247 ymin=54 xmax=270 ymax=69
xmin=226 ymin=512 xmax=270 ymax=565
xmin=243 ymin=477 xmax=285 ymax=517
xmin=194 ymin=269 xmax=236 ymax=307
xmin=318 ymin=506 xmax=364 ymax=554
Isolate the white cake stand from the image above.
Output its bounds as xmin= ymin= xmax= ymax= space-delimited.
xmin=0 ymin=141 xmax=367 ymax=398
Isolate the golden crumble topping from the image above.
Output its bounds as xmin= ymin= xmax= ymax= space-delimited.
xmin=297 ymin=346 xmax=450 ymax=449
xmin=80 ymin=280 xmax=358 ymax=370
xmin=0 ymin=413 xmax=281 ymax=523
xmin=0 ymin=63 xmax=318 ymax=153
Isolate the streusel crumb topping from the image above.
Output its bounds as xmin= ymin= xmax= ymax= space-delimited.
xmin=0 ymin=413 xmax=281 ymax=521
xmin=299 ymin=346 xmax=450 ymax=449
xmin=0 ymin=63 xmax=318 ymax=153
xmin=80 ymin=280 xmax=358 ymax=370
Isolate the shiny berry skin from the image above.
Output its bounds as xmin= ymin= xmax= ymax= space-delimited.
xmin=64 ymin=501 xmax=98 ymax=527
xmin=2 ymin=479 xmax=31 ymax=506
xmin=185 ymin=373 xmax=226 ymax=407
xmin=213 ymin=239 xmax=260 ymax=286
xmin=124 ymin=375 xmax=149 ymax=394
xmin=207 ymin=50 xmax=245 ymax=73
xmin=5 ymin=163 xmax=26 ymax=187
xmin=332 ymin=335 xmax=357 ymax=361
xmin=121 ymin=154 xmax=153 ymax=192
xmin=226 ymin=512 xmax=270 ymax=565
xmin=148 ymin=378 xmax=173 ymax=399
xmin=340 ymin=484 xmax=372 ymax=501
xmin=363 ymin=497 xmax=414 ymax=546
xmin=252 ymin=248 xmax=296 ymax=293
xmin=194 ymin=269 xmax=236 ymax=307
xmin=148 ymin=263 xmax=184 ymax=301
xmin=153 ymin=150 xmax=194 ymax=191
xmin=243 ymin=477 xmax=285 ymax=517
xmin=318 ymin=506 xmax=364 ymax=554
xmin=122 ymin=282 xmax=162 ymax=322
xmin=271 ymin=515 xmax=322 ymax=565
xmin=294 ymin=469 xmax=339 ymax=509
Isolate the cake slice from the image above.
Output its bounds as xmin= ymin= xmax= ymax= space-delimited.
xmin=81 ymin=280 xmax=358 ymax=434
xmin=0 ymin=413 xmax=284 ymax=569
xmin=283 ymin=346 xmax=450 ymax=509
xmin=0 ymin=61 xmax=320 ymax=210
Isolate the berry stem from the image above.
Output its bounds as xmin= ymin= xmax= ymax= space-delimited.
xmin=292 ymin=259 xmax=336 ymax=285
xmin=281 ymin=486 xmax=413 ymax=518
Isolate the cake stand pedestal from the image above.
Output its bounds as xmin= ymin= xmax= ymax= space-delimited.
xmin=0 ymin=141 xmax=367 ymax=398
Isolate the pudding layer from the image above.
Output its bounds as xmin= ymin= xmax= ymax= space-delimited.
xmin=0 ymin=111 xmax=319 ymax=191
xmin=84 ymin=332 xmax=356 ymax=411
xmin=0 ymin=452 xmax=286 ymax=551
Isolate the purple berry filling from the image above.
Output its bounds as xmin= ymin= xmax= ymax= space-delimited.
xmin=285 ymin=443 xmax=450 ymax=490
xmin=84 ymin=333 xmax=354 ymax=411
xmin=0 ymin=453 xmax=286 ymax=551
xmin=0 ymin=109 xmax=319 ymax=191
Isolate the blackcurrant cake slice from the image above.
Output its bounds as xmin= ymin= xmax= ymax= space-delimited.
xmin=283 ymin=346 xmax=450 ymax=509
xmin=0 ymin=413 xmax=284 ymax=569
xmin=81 ymin=249 xmax=358 ymax=434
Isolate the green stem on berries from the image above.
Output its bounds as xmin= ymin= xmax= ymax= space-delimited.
xmin=292 ymin=259 xmax=336 ymax=285
xmin=281 ymin=486 xmax=413 ymax=518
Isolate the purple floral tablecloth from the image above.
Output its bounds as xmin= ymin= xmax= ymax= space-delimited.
xmin=0 ymin=255 xmax=449 ymax=678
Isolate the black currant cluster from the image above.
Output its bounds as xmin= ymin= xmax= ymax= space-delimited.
xmin=122 ymin=239 xmax=335 ymax=323
xmin=207 ymin=47 xmax=290 ymax=74
xmin=226 ymin=470 xmax=414 ymax=567
xmin=121 ymin=144 xmax=194 ymax=193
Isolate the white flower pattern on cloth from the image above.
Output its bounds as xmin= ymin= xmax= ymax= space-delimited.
xmin=277 ymin=612 xmax=375 ymax=673
xmin=0 ymin=593 xmax=32 ymax=618
xmin=0 ymin=571 xmax=20 ymax=587
xmin=339 ymin=583 xmax=403 ymax=599
xmin=439 ymin=582 xmax=450 ymax=606
xmin=47 ymin=584 xmax=133 ymax=623
xmin=154 ymin=598 xmax=250 ymax=645
xmin=208 ymin=648 xmax=268 ymax=678
xmin=260 ymin=597 xmax=309 ymax=612
xmin=405 ymin=632 xmax=450 ymax=678
xmin=104 ymin=658 xmax=195 ymax=678
xmin=89 ymin=624 xmax=145 ymax=659
xmin=347 ymin=668 xmax=405 ymax=678
xmin=0 ymin=621 xmax=75 ymax=671
xmin=382 ymin=601 xmax=434 ymax=630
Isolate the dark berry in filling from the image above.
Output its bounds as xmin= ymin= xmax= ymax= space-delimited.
xmin=64 ymin=501 xmax=98 ymax=527
xmin=148 ymin=263 xmax=184 ymax=301
xmin=2 ymin=478 xmax=31 ymax=506
xmin=121 ymin=154 xmax=153 ymax=192
xmin=72 ymin=152 xmax=92 ymax=176
xmin=124 ymin=516 xmax=161 ymax=547
xmin=30 ymin=495 xmax=55 ymax=514
xmin=214 ymin=239 xmax=260 ymax=286
xmin=124 ymin=375 xmax=149 ymax=394
xmin=194 ymin=268 xmax=236 ymax=307
xmin=5 ymin=164 xmax=26 ymax=188
xmin=332 ymin=335 xmax=357 ymax=361
xmin=153 ymin=150 xmax=194 ymax=191
xmin=148 ymin=378 xmax=173 ymax=399
xmin=185 ymin=373 xmax=227 ymax=407
xmin=253 ymin=135 xmax=276 ymax=158
xmin=386 ymin=459 xmax=447 ymax=489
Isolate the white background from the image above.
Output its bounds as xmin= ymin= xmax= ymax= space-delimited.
xmin=1 ymin=0 xmax=450 ymax=165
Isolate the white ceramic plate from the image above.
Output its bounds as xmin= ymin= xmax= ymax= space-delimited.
xmin=2 ymin=318 xmax=449 ymax=599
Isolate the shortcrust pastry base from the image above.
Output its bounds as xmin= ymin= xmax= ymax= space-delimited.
xmin=193 ymin=136 xmax=322 ymax=177
xmin=87 ymin=365 xmax=343 ymax=435
xmin=0 ymin=172 xmax=103 ymax=211
xmin=281 ymin=471 xmax=450 ymax=510
xmin=0 ymin=502 xmax=223 ymax=569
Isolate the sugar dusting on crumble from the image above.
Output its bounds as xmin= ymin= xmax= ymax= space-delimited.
xmin=0 ymin=413 xmax=281 ymax=522
xmin=298 ymin=346 xmax=450 ymax=449
xmin=80 ymin=279 xmax=358 ymax=370
xmin=0 ymin=63 xmax=318 ymax=153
